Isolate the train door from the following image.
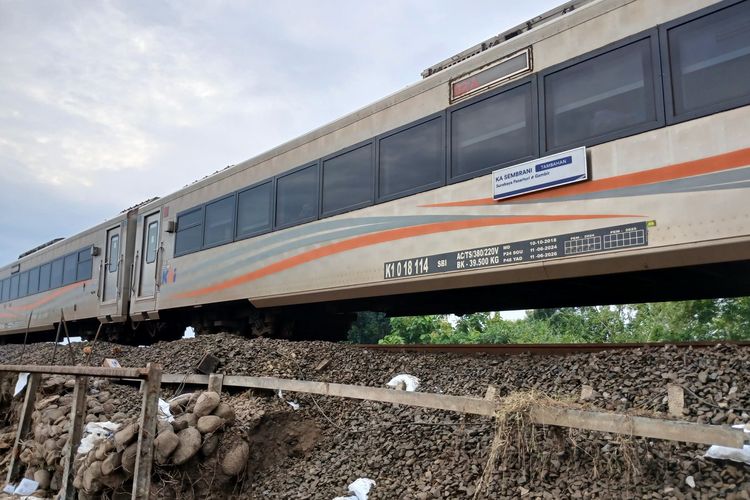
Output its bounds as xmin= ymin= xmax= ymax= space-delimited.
xmin=102 ymin=227 xmax=121 ymax=303
xmin=138 ymin=212 xmax=160 ymax=298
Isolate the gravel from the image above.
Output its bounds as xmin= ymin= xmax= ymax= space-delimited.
xmin=0 ymin=334 xmax=748 ymax=498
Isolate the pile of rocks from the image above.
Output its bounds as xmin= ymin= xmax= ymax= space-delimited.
xmin=71 ymin=390 xmax=246 ymax=498
xmin=0 ymin=335 xmax=748 ymax=498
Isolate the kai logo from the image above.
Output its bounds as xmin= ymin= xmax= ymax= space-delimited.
xmin=161 ymin=265 xmax=177 ymax=284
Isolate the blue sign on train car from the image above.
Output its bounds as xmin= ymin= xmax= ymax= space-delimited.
xmin=493 ymin=146 xmax=587 ymax=200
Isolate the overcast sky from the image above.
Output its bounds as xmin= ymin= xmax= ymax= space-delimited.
xmin=0 ymin=0 xmax=561 ymax=266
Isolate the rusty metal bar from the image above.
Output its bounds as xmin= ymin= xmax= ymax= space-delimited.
xmin=132 ymin=363 xmax=162 ymax=500
xmin=0 ymin=364 xmax=149 ymax=379
xmin=5 ymin=373 xmax=41 ymax=487
xmin=60 ymin=376 xmax=88 ymax=500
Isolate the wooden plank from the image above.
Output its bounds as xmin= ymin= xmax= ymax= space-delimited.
xmin=0 ymin=364 xmax=148 ymax=379
xmin=60 ymin=376 xmax=88 ymax=500
xmin=5 ymin=373 xmax=40 ymax=487
xmin=530 ymin=406 xmax=745 ymax=449
xmin=227 ymin=375 xmax=496 ymax=416
xmin=159 ymin=373 xmax=747 ymax=448
xmin=208 ymin=373 xmax=223 ymax=394
xmin=132 ymin=363 xmax=162 ymax=500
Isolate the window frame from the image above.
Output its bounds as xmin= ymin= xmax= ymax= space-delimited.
xmin=202 ymin=193 xmax=237 ymax=250
xmin=9 ymin=274 xmax=19 ymax=300
xmin=62 ymin=252 xmax=78 ymax=285
xmin=38 ymin=263 xmax=51 ymax=293
xmin=447 ymin=76 xmax=539 ymax=184
xmin=320 ymin=139 xmax=375 ymax=218
xmin=235 ymin=179 xmax=275 ymax=241
xmin=77 ymin=248 xmax=93 ymax=281
xmin=174 ymin=206 xmax=205 ymax=257
xmin=18 ymin=271 xmax=29 ymax=298
xmin=50 ymin=258 xmax=64 ymax=288
xmin=28 ymin=266 xmax=40 ymax=295
xmin=0 ymin=278 xmax=8 ymax=302
xmin=660 ymin=0 xmax=750 ymax=125
xmin=273 ymin=161 xmax=320 ymax=231
xmin=538 ymin=28 xmax=665 ymax=155
xmin=375 ymin=112 xmax=447 ymax=203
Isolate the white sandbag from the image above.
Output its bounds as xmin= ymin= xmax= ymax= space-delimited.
xmin=332 ymin=478 xmax=376 ymax=500
xmin=14 ymin=373 xmax=29 ymax=397
xmin=704 ymin=424 xmax=750 ymax=465
xmin=386 ymin=374 xmax=420 ymax=392
xmin=78 ymin=421 xmax=120 ymax=455
xmin=158 ymin=398 xmax=175 ymax=422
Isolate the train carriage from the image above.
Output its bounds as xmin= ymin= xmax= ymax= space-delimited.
xmin=0 ymin=210 xmax=138 ymax=339
xmin=2 ymin=0 xmax=750 ymax=340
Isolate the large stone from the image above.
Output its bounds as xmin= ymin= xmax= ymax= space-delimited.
xmin=221 ymin=441 xmax=249 ymax=476
xmin=155 ymin=431 xmax=180 ymax=464
xmin=114 ymin=423 xmax=138 ymax=450
xmin=193 ymin=392 xmax=221 ymax=417
xmin=196 ymin=415 xmax=224 ymax=434
xmin=172 ymin=428 xmax=202 ymax=465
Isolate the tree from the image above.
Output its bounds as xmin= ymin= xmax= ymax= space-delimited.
xmin=347 ymin=311 xmax=392 ymax=344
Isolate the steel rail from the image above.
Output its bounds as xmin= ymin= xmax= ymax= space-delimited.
xmin=356 ymin=340 xmax=750 ymax=356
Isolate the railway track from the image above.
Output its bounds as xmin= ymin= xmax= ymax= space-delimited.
xmin=357 ymin=340 xmax=750 ymax=356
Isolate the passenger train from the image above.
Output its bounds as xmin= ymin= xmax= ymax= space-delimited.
xmin=2 ymin=0 xmax=750 ymax=341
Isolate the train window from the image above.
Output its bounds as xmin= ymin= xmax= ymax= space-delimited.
xmin=10 ymin=274 xmax=19 ymax=300
xmin=175 ymin=208 xmax=203 ymax=256
xmin=237 ymin=181 xmax=272 ymax=238
xmin=203 ymin=195 xmax=235 ymax=248
xmin=39 ymin=263 xmax=51 ymax=292
xmin=77 ymin=248 xmax=93 ymax=280
xmin=378 ymin=116 xmax=444 ymax=201
xmin=322 ymin=143 xmax=373 ymax=217
xmin=450 ymin=80 xmax=536 ymax=181
xmin=145 ymin=222 xmax=159 ymax=264
xmin=18 ymin=271 xmax=29 ymax=297
xmin=63 ymin=253 xmax=77 ymax=285
xmin=664 ymin=1 xmax=750 ymax=122
xmin=28 ymin=267 xmax=40 ymax=295
xmin=541 ymin=35 xmax=661 ymax=152
xmin=108 ymin=235 xmax=120 ymax=273
xmin=275 ymin=163 xmax=319 ymax=228
xmin=0 ymin=279 xmax=8 ymax=302
xmin=50 ymin=258 xmax=64 ymax=288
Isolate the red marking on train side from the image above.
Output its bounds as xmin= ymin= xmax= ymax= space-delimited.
xmin=422 ymin=147 xmax=750 ymax=207
xmin=174 ymin=213 xmax=642 ymax=299
xmin=8 ymin=281 xmax=90 ymax=312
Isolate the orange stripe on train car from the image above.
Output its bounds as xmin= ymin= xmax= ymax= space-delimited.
xmin=422 ymin=147 xmax=750 ymax=207
xmin=175 ymin=213 xmax=642 ymax=299
xmin=8 ymin=281 xmax=90 ymax=313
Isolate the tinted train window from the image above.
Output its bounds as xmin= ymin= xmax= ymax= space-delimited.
xmin=204 ymin=195 xmax=235 ymax=247
xmin=77 ymin=248 xmax=93 ymax=280
xmin=108 ymin=235 xmax=120 ymax=273
xmin=275 ymin=164 xmax=318 ymax=228
xmin=63 ymin=253 xmax=77 ymax=285
xmin=451 ymin=82 xmax=535 ymax=180
xmin=28 ymin=267 xmax=40 ymax=295
xmin=543 ymin=37 xmax=658 ymax=151
xmin=39 ymin=263 xmax=51 ymax=292
xmin=10 ymin=275 xmax=19 ymax=300
xmin=175 ymin=208 xmax=203 ymax=256
xmin=379 ymin=117 xmax=444 ymax=201
xmin=50 ymin=259 xmax=64 ymax=288
xmin=145 ymin=222 xmax=159 ymax=264
xmin=322 ymin=143 xmax=373 ymax=216
xmin=18 ymin=271 xmax=29 ymax=297
xmin=1 ymin=279 xmax=8 ymax=302
xmin=666 ymin=1 xmax=750 ymax=120
xmin=237 ymin=182 xmax=272 ymax=238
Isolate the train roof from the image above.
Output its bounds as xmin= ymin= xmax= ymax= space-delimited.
xmin=135 ymin=0 xmax=630 ymax=212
